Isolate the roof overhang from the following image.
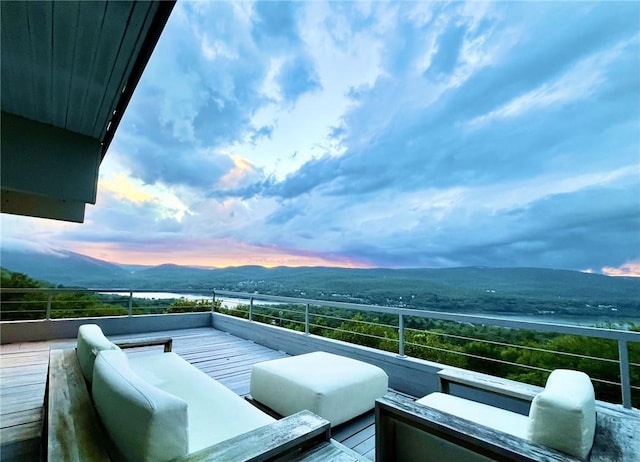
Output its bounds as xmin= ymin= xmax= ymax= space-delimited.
xmin=1 ymin=0 xmax=175 ymax=223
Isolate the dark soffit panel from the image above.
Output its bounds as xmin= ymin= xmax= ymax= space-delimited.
xmin=0 ymin=0 xmax=175 ymax=222
xmin=0 ymin=0 xmax=175 ymax=156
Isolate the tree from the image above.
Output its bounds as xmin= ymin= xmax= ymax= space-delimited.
xmin=1 ymin=270 xmax=47 ymax=320
xmin=167 ymin=298 xmax=217 ymax=313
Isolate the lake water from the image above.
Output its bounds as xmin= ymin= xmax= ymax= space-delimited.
xmin=103 ymin=292 xmax=280 ymax=308
xmin=103 ymin=292 xmax=637 ymax=328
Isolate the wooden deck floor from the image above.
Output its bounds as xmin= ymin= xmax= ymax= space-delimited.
xmin=0 ymin=327 xmax=379 ymax=461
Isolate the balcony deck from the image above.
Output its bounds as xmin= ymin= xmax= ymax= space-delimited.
xmin=0 ymin=327 xmax=378 ymax=462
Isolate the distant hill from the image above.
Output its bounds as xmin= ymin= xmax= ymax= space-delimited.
xmin=1 ymin=245 xmax=638 ymax=318
xmin=0 ymin=247 xmax=131 ymax=287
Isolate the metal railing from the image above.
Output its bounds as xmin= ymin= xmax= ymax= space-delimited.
xmin=0 ymin=288 xmax=216 ymax=318
xmin=1 ymin=287 xmax=638 ymax=408
xmin=213 ymin=290 xmax=640 ymax=409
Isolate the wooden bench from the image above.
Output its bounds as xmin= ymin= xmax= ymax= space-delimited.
xmin=375 ymin=369 xmax=640 ymax=462
xmin=44 ymin=338 xmax=366 ymax=461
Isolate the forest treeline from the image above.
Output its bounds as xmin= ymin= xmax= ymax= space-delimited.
xmin=2 ymin=269 xmax=638 ymax=407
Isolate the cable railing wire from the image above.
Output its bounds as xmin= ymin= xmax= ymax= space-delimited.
xmin=256 ymin=303 xmax=638 ymax=382
xmin=303 ymin=315 xmax=636 ymax=396
xmin=404 ymin=326 xmax=622 ymax=364
xmin=241 ymin=310 xmax=640 ymax=380
xmin=3 ymin=287 xmax=638 ymax=408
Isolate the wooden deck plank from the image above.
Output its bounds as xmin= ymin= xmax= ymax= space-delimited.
xmin=0 ymin=341 xmax=54 ymax=353
xmin=341 ymin=420 xmax=376 ymax=449
xmin=0 ymin=354 xmax=49 ymax=364
xmin=0 ymin=368 xmax=46 ymax=385
xmin=0 ymin=327 xmax=379 ymax=462
xmin=0 ymin=397 xmax=44 ymax=415
xmin=0 ymin=420 xmax=40 ymax=444
xmin=332 ymin=411 xmax=375 ymax=442
xmin=218 ymin=377 xmax=253 ymax=396
xmin=363 ymin=447 xmax=375 ymax=460
xmin=0 ymin=408 xmax=42 ymax=428
xmin=184 ymin=349 xmax=283 ymax=366
xmin=349 ymin=429 xmax=376 ymax=459
xmin=0 ymin=365 xmax=49 ymax=378
xmin=331 ymin=412 xmax=376 ymax=460
xmin=0 ymin=383 xmax=45 ymax=400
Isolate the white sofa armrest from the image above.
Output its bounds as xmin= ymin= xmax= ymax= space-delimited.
xmin=76 ymin=324 xmax=121 ymax=383
xmin=527 ymin=369 xmax=596 ymax=460
xmin=92 ymin=350 xmax=189 ymax=462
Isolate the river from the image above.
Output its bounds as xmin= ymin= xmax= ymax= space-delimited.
xmin=102 ymin=292 xmax=281 ymax=308
xmin=103 ymin=292 xmax=638 ymax=328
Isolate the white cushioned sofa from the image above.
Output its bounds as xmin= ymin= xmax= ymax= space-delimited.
xmin=45 ymin=325 xmax=368 ymax=462
xmin=80 ymin=324 xmax=276 ymax=461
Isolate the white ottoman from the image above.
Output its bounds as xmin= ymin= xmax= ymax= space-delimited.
xmin=250 ymin=352 xmax=388 ymax=426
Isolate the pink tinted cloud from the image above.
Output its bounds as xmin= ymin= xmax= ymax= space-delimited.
xmin=71 ymin=238 xmax=372 ymax=269
xmin=601 ymin=261 xmax=640 ymax=278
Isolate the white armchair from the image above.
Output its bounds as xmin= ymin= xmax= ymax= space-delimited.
xmin=375 ymin=369 xmax=639 ymax=462
xmin=417 ymin=369 xmax=595 ymax=459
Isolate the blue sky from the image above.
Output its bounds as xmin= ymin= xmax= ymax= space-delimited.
xmin=3 ymin=1 xmax=639 ymax=275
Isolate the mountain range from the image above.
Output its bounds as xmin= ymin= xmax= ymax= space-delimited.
xmin=2 ymin=246 xmax=638 ymax=309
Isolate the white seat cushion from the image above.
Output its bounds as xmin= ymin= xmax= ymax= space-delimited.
xmin=416 ymin=392 xmax=530 ymax=440
xmin=250 ymin=351 xmax=388 ymax=426
xmin=527 ymin=369 xmax=596 ymax=459
xmin=92 ymin=350 xmax=189 ymax=462
xmin=129 ymin=351 xmax=275 ymax=452
xmin=76 ymin=324 xmax=120 ymax=383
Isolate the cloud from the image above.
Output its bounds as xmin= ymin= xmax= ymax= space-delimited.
xmin=602 ymin=262 xmax=640 ymax=278
xmin=70 ymin=237 xmax=372 ymax=269
xmin=265 ymin=203 xmax=305 ymax=226
xmin=3 ymin=1 xmax=639 ymax=275
xmin=454 ymin=185 xmax=640 ymax=271
xmin=0 ymin=237 xmax=65 ymax=256
xmin=427 ymin=25 xmax=467 ymax=76
xmin=216 ymin=155 xmax=264 ymax=190
xmin=237 ymin=169 xmax=640 ymax=272
xmin=277 ymin=55 xmax=322 ymax=104
xmin=251 ymin=1 xmax=303 ymax=52
xmin=250 ymin=125 xmax=274 ymax=144
xmin=97 ymin=170 xmax=191 ymax=222
xmin=468 ymin=39 xmax=632 ymax=127
xmin=110 ymin=1 xmax=276 ymax=190
xmin=99 ymin=174 xmax=155 ymax=205
xmin=227 ymin=2 xmax=639 ymax=205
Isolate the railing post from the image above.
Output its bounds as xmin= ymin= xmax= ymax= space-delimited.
xmin=249 ymin=297 xmax=254 ymax=321
xmin=618 ymin=339 xmax=632 ymax=409
xmin=211 ymin=291 xmax=216 ymax=313
xmin=305 ymin=303 xmax=310 ymax=335
xmin=398 ymin=313 xmax=405 ymax=357
xmin=128 ymin=291 xmax=133 ymax=317
xmin=46 ymin=294 xmax=52 ymax=320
